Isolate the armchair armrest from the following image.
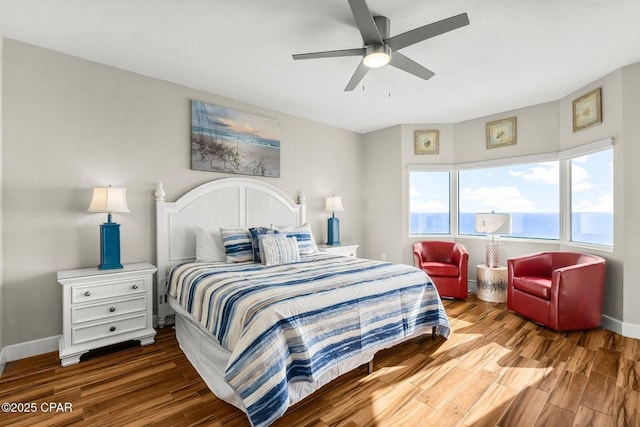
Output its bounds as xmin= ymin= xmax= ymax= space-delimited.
xmin=413 ymin=249 xmax=423 ymax=268
xmin=553 ymin=260 xmax=606 ymax=295
xmin=451 ymin=243 xmax=469 ymax=266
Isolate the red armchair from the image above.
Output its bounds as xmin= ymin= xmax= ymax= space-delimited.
xmin=507 ymin=252 xmax=606 ymax=331
xmin=413 ymin=241 xmax=469 ymax=299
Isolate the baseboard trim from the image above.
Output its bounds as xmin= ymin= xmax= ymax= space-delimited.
xmin=4 ymin=335 xmax=61 ymax=363
xmin=601 ymin=314 xmax=640 ymax=339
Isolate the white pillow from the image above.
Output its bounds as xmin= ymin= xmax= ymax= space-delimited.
xmin=194 ymin=226 xmax=226 ymax=262
xmin=261 ymin=236 xmax=300 ymax=266
xmin=273 ymin=224 xmax=319 ymax=255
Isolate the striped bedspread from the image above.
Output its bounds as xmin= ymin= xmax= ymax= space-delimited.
xmin=168 ymin=253 xmax=450 ymax=427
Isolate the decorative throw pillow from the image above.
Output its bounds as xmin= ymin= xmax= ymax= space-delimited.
xmin=195 ymin=226 xmax=226 ymax=262
xmin=261 ymin=236 xmax=300 ymax=266
xmin=248 ymin=227 xmax=280 ymax=262
xmin=273 ymin=224 xmax=319 ymax=255
xmin=219 ymin=227 xmax=253 ymax=263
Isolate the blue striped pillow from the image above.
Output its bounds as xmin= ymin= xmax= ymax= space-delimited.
xmin=220 ymin=228 xmax=253 ymax=263
xmin=274 ymin=224 xmax=318 ymax=255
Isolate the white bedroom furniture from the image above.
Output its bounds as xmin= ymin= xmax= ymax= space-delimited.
xmin=57 ymin=263 xmax=157 ymax=367
xmin=317 ymin=243 xmax=359 ymax=257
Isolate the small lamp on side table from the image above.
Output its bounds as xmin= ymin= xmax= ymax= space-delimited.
xmin=88 ymin=185 xmax=130 ymax=270
xmin=474 ymin=212 xmax=512 ymax=268
xmin=324 ymin=196 xmax=344 ymax=246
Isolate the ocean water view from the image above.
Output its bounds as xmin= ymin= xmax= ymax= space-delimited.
xmin=410 ymin=212 xmax=613 ymax=245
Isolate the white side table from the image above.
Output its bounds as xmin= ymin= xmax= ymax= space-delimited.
xmin=58 ymin=263 xmax=157 ymax=366
xmin=317 ymin=244 xmax=359 ymax=257
xmin=476 ymin=264 xmax=508 ymax=303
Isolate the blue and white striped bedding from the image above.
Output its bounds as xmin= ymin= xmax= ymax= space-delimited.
xmin=168 ymin=253 xmax=450 ymax=427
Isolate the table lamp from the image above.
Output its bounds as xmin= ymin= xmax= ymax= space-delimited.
xmin=324 ymin=196 xmax=344 ymax=245
xmin=474 ymin=212 xmax=512 ymax=268
xmin=88 ymin=185 xmax=130 ymax=269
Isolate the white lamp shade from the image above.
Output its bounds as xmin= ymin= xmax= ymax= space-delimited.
xmin=474 ymin=213 xmax=512 ymax=235
xmin=87 ymin=186 xmax=130 ymax=214
xmin=324 ymin=196 xmax=344 ymax=213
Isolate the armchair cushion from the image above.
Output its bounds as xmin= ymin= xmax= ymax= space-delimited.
xmin=512 ymin=276 xmax=551 ymax=300
xmin=421 ymin=262 xmax=459 ymax=277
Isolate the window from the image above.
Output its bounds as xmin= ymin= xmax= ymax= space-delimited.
xmin=458 ymin=161 xmax=560 ymax=239
xmin=571 ymin=149 xmax=613 ymax=245
xmin=409 ymin=170 xmax=450 ymax=235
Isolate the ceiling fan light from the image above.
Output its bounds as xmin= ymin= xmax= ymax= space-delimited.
xmin=363 ymin=45 xmax=391 ymax=68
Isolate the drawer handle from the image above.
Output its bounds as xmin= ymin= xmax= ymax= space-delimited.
xmin=109 ymin=307 xmax=116 ymax=313
xmin=109 ymin=326 xmax=116 ymax=332
xmin=84 ymin=291 xmax=91 ymax=297
xmin=132 ymin=284 xmax=139 ymax=290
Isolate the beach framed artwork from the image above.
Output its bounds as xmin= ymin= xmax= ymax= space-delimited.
xmin=414 ymin=130 xmax=439 ymax=155
xmin=572 ymin=87 xmax=602 ymax=132
xmin=191 ymin=100 xmax=281 ymax=177
xmin=486 ymin=117 xmax=517 ymax=149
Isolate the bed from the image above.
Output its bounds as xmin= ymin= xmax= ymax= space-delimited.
xmin=155 ymin=178 xmax=450 ymax=427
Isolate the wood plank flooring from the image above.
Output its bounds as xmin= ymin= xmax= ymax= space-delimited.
xmin=2 ymin=295 xmax=639 ymax=426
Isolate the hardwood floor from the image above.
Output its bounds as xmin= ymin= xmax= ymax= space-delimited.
xmin=2 ymin=295 xmax=639 ymax=426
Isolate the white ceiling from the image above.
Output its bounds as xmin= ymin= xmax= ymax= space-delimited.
xmin=1 ymin=0 xmax=639 ymax=134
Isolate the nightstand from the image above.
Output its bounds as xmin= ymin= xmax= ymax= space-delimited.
xmin=317 ymin=244 xmax=359 ymax=257
xmin=57 ymin=263 xmax=157 ymax=366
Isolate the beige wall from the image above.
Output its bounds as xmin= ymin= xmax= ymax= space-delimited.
xmin=621 ymin=63 xmax=640 ymax=326
xmin=363 ymin=66 xmax=639 ymax=328
xmin=1 ymin=39 xmax=364 ymax=346
xmin=362 ymin=125 xmax=403 ymax=263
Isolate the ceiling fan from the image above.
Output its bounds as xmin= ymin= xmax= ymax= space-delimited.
xmin=292 ymin=0 xmax=470 ymax=91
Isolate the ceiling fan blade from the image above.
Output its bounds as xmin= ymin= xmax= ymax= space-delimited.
xmin=292 ymin=48 xmax=365 ymax=60
xmin=389 ymin=52 xmax=435 ymax=81
xmin=344 ymin=61 xmax=369 ymax=91
xmin=347 ymin=0 xmax=383 ymax=45
xmin=386 ymin=13 xmax=470 ymax=51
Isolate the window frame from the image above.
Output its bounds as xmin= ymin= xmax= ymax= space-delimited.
xmin=408 ymin=165 xmax=456 ymax=237
xmin=407 ymin=137 xmax=614 ymax=251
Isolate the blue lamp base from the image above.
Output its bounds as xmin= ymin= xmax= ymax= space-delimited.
xmin=98 ymin=221 xmax=123 ymax=270
xmin=326 ymin=217 xmax=341 ymax=246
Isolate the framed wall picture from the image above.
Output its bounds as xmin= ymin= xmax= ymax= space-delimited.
xmin=486 ymin=117 xmax=517 ymax=149
xmin=191 ymin=100 xmax=281 ymax=177
xmin=414 ymin=130 xmax=439 ymax=155
xmin=572 ymin=87 xmax=602 ymax=132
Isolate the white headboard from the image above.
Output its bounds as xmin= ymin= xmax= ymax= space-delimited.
xmin=155 ymin=177 xmax=306 ymax=326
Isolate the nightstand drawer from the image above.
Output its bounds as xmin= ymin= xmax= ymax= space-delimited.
xmin=71 ymin=313 xmax=147 ymax=345
xmin=71 ymin=278 xmax=146 ymax=304
xmin=72 ymin=296 xmax=147 ymax=324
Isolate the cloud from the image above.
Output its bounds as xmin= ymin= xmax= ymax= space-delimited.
xmin=508 ymin=163 xmax=559 ymax=184
xmin=571 ymin=164 xmax=593 ymax=192
xmin=460 ymin=186 xmax=536 ymax=212
xmin=573 ymin=195 xmax=613 ymax=213
xmin=572 ymin=182 xmax=594 ymax=192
